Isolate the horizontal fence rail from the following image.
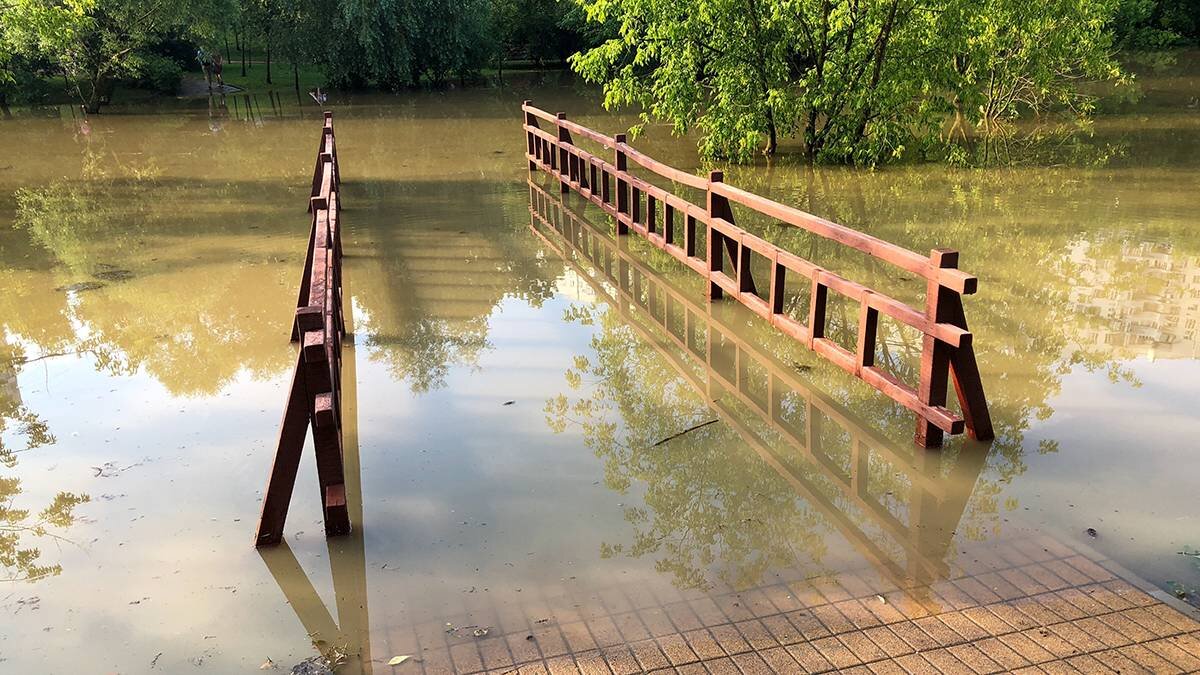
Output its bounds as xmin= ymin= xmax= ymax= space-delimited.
xmin=522 ymin=101 xmax=993 ymax=448
xmin=256 ymin=112 xmax=349 ymax=547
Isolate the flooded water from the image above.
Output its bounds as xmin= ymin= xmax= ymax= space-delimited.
xmin=1 ymin=56 xmax=1199 ymax=672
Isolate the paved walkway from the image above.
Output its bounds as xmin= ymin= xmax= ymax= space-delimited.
xmin=381 ymin=535 xmax=1200 ymax=674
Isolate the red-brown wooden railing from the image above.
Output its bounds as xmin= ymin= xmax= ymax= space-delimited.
xmin=256 ymin=112 xmax=349 ymax=547
xmin=522 ymin=102 xmax=993 ymax=448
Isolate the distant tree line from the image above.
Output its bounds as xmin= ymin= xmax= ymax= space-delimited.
xmin=1 ymin=0 xmax=1197 ymax=162
xmin=0 ymin=0 xmax=606 ymax=113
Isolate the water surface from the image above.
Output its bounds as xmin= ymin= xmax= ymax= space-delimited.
xmin=1 ymin=62 xmax=1198 ymax=672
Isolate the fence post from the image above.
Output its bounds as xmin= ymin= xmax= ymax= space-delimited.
xmin=707 ymin=170 xmax=729 ymax=300
xmin=522 ymin=100 xmax=538 ymax=172
xmin=556 ymin=112 xmax=571 ymax=194
xmin=915 ymin=248 xmax=958 ymax=448
xmin=615 ymin=133 xmax=629 ymax=235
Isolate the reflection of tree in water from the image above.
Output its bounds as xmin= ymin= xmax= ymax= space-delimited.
xmin=4 ymin=134 xmax=303 ymax=396
xmin=0 ymin=349 xmax=88 ymax=582
xmin=547 ymin=308 xmax=832 ymax=591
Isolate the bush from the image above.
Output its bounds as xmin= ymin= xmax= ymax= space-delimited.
xmin=132 ymin=54 xmax=183 ymax=94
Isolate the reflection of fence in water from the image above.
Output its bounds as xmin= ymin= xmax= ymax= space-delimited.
xmin=528 ymin=179 xmax=987 ymax=591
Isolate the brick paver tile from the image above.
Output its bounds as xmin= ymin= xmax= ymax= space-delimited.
xmin=892 ymin=653 xmax=936 ymax=675
xmin=986 ymin=602 xmax=1039 ymax=631
xmin=996 ymin=631 xmax=1057 ymax=664
xmin=956 ymin=577 xmax=1004 ymax=606
xmin=1070 ymin=617 xmax=1131 ymax=649
xmin=533 ymin=626 xmax=572 ymax=658
xmin=946 ymin=643 xmax=1004 ymax=674
xmin=658 ymin=634 xmax=700 ymax=667
xmin=1064 ymin=654 xmax=1113 ymax=674
xmin=1011 ymin=596 xmax=1067 ymax=627
xmin=1057 ymin=587 xmax=1114 ymax=620
xmin=733 ymin=619 xmax=778 ymax=651
xmin=1145 ymin=602 xmax=1200 ymax=633
xmin=960 ymin=605 xmax=1015 ymax=636
xmin=574 ymin=649 xmax=613 ymax=675
xmin=787 ymin=580 xmax=829 ymax=610
xmin=810 ymin=636 xmax=862 ymax=670
xmin=785 ymin=610 xmax=832 ymax=641
xmin=758 ymin=613 xmax=801 ymax=646
xmin=976 ymin=572 xmax=1029 ymax=602
xmin=1021 ymin=626 xmax=1083 ymax=659
xmin=450 ymin=641 xmax=485 ymax=673
xmin=921 ymin=647 xmax=978 ymax=675
xmin=419 ymin=647 xmax=455 ymax=675
xmin=1046 ymin=621 xmax=1109 ymax=654
xmin=560 ymin=621 xmax=600 ymax=654
xmin=713 ymin=594 xmax=755 ymax=623
xmin=1101 ymin=581 xmax=1156 ymax=608
xmin=1037 ymin=659 xmax=1082 ymax=674
xmin=1064 ymin=557 xmax=1116 ymax=584
xmin=741 ymin=589 xmax=779 ymax=619
xmin=934 ymin=581 xmax=981 ymax=610
xmin=1115 ymin=644 xmax=1180 ymax=673
xmin=861 ymin=625 xmax=914 ymax=659
xmin=664 ymin=603 xmax=705 ymax=634
xmin=600 ymin=646 xmax=641 ymax=675
xmin=811 ymin=603 xmax=856 ymax=635
xmin=912 ymin=615 xmax=968 ymax=647
xmin=676 ymin=663 xmax=708 ymax=675
xmin=689 ymin=598 xmax=730 ymax=627
xmin=888 ymin=620 xmax=941 ymax=652
xmin=835 ymin=599 xmax=885 ymax=630
xmin=682 ymin=629 xmax=727 ymax=661
xmin=866 ymin=660 xmax=908 ymax=675
xmin=729 ymin=651 xmax=773 ymax=675
xmin=838 ymin=630 xmax=887 ymax=664
xmin=762 ymin=584 xmax=804 ymax=614
xmin=784 ymin=641 xmax=834 ymax=673
xmin=507 ymin=662 xmax=549 ymax=675
xmin=757 ymin=646 xmax=802 ymax=673
xmin=544 ymin=654 xmax=582 ymax=675
xmin=1043 ymin=559 xmax=1094 ymax=587
xmin=642 ymin=609 xmax=682 ymax=638
xmin=701 ymin=656 xmax=740 ymax=675
xmin=812 ymin=576 xmax=853 ymax=604
xmin=1121 ymin=607 xmax=1183 ymax=638
xmin=999 ymin=568 xmax=1051 ymax=597
xmin=939 ymin=610 xmax=992 ymax=642
xmin=1142 ymin=636 xmax=1200 ymax=671
xmin=610 ymin=612 xmax=651 ymax=643
xmin=477 ymin=635 xmax=515 ymax=671
xmin=708 ymin=624 xmax=751 ymax=656
xmin=973 ymin=636 xmax=1032 ymax=671
xmin=588 ymin=616 xmax=626 ymax=648
xmin=507 ymin=630 xmax=543 ymax=664
xmin=629 ymin=639 xmax=671 ymax=671
xmin=1083 ymin=585 xmax=1136 ymax=613
xmin=1087 ymin=648 xmax=1148 ymax=674
xmin=1023 ymin=564 xmax=1072 ymax=592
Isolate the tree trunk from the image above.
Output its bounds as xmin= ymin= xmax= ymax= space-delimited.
xmin=293 ymin=62 xmax=300 ymax=94
xmin=764 ymin=110 xmax=778 ymax=156
xmin=266 ymin=39 xmax=272 ymax=85
xmin=241 ymin=33 xmax=247 ymax=76
xmin=224 ymin=33 xmax=231 ymax=64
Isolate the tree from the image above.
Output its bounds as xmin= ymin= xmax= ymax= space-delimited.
xmin=569 ymin=0 xmax=1126 ymax=164
xmin=0 ymin=0 xmax=228 ymax=112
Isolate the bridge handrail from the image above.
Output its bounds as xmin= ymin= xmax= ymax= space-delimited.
xmin=256 ymin=111 xmax=350 ymax=547
xmin=521 ymin=101 xmax=993 ymax=448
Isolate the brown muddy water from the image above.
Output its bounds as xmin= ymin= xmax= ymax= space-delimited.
xmin=1 ymin=57 xmax=1199 ymax=673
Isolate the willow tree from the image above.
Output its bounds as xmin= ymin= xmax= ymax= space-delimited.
xmin=569 ymin=0 xmax=1124 ymax=164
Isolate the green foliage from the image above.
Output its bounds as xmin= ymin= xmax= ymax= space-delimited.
xmin=570 ymin=0 xmax=1127 ymax=164
xmin=0 ymin=0 xmax=232 ymax=111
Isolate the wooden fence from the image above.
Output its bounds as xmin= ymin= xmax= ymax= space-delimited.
xmin=522 ymin=102 xmax=993 ymax=448
xmin=256 ymin=112 xmax=348 ymax=547
xmin=528 ymin=179 xmax=987 ymax=588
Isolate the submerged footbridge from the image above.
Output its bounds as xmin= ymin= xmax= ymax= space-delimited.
xmin=522 ymin=102 xmax=994 ymax=450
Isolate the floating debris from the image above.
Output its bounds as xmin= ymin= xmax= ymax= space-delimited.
xmin=1086 ymin=527 xmax=1098 ymax=538
xmin=502 ymin=400 xmax=515 ymax=406
xmin=93 ymin=268 xmax=134 ymax=282
xmin=260 ymin=657 xmax=277 ymax=670
xmin=387 ymin=655 xmax=412 ymax=666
